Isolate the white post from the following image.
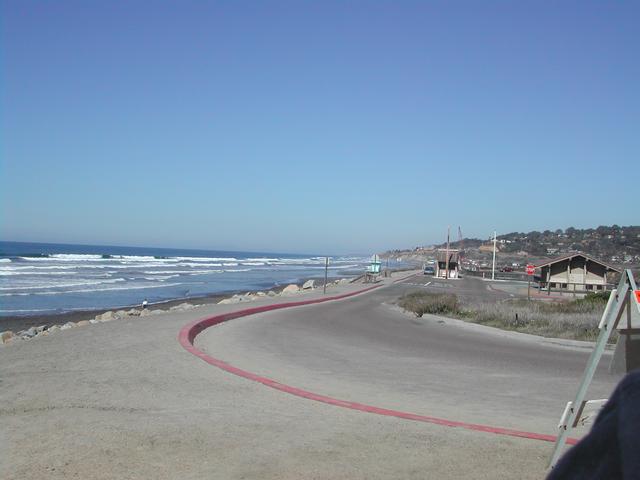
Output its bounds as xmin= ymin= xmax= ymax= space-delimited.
xmin=492 ymin=231 xmax=497 ymax=281
xmin=323 ymin=256 xmax=329 ymax=294
xmin=445 ymin=226 xmax=450 ymax=280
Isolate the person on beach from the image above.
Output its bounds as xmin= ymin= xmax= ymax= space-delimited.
xmin=142 ymin=299 xmax=148 ymax=309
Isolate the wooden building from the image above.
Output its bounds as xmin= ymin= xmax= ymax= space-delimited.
xmin=436 ymin=249 xmax=460 ymax=279
xmin=535 ymin=253 xmax=620 ymax=294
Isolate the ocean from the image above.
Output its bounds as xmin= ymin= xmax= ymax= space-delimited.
xmin=0 ymin=241 xmax=394 ymax=316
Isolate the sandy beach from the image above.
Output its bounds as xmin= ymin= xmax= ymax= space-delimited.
xmin=0 ymin=271 xmax=587 ymax=479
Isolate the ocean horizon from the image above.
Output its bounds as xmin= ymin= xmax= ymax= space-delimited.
xmin=0 ymin=241 xmax=396 ymax=317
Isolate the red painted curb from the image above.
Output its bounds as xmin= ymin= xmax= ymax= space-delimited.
xmin=178 ymin=281 xmax=578 ymax=446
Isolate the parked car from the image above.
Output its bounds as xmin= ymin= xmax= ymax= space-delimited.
xmin=423 ymin=266 xmax=435 ymax=275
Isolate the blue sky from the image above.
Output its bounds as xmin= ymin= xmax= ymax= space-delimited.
xmin=2 ymin=1 xmax=638 ymax=254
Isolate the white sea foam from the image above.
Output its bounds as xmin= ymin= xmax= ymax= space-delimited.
xmin=0 ymin=249 xmax=369 ymax=313
xmin=0 ymin=265 xmax=79 ymax=271
xmin=267 ymin=258 xmax=324 ymax=265
xmin=174 ymin=256 xmax=238 ymax=262
xmin=0 ymin=278 xmax=126 ymax=291
xmin=119 ymin=255 xmax=169 ymax=261
xmin=141 ymin=269 xmax=223 ymax=275
xmin=186 ymin=270 xmax=225 ymax=275
xmin=0 ymin=282 xmax=182 ymax=296
xmin=172 ymin=262 xmax=223 ymax=268
xmin=17 ymin=254 xmax=178 ymax=263
xmin=0 ymin=271 xmax=78 ymax=276
xmin=143 ymin=275 xmax=179 ymax=281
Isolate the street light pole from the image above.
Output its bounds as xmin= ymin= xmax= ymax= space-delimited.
xmin=445 ymin=226 xmax=450 ymax=280
xmin=323 ymin=256 xmax=329 ymax=294
xmin=492 ymin=231 xmax=497 ymax=281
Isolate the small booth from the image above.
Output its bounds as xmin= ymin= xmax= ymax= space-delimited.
xmin=435 ymin=249 xmax=460 ymax=279
xmin=364 ymin=255 xmax=382 ymax=283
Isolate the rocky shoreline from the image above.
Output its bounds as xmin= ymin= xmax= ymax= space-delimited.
xmin=0 ymin=277 xmax=353 ymax=347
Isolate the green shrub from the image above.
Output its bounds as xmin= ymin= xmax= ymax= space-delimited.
xmin=582 ymin=291 xmax=611 ymax=303
xmin=397 ymin=291 xmax=459 ymax=317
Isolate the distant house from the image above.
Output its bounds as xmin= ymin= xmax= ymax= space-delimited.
xmin=435 ymin=249 xmax=460 ymax=279
xmin=535 ymin=253 xmax=620 ymax=294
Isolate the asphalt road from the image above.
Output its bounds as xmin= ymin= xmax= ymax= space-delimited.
xmin=1 ymin=273 xmax=623 ymax=479
xmin=198 ymin=274 xmax=622 ymax=434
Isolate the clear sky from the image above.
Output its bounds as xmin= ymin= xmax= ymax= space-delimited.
xmin=1 ymin=1 xmax=638 ymax=254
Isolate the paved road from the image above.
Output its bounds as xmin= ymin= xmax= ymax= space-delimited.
xmin=402 ymin=274 xmax=515 ymax=303
xmin=0 ymin=274 xmax=623 ymax=479
xmin=198 ymin=275 xmax=621 ymax=434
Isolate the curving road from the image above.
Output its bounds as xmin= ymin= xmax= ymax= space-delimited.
xmin=2 ymin=273 xmax=624 ymax=479
xmin=197 ymin=274 xmax=622 ymax=435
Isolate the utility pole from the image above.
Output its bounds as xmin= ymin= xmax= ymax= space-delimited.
xmin=445 ymin=226 xmax=450 ymax=280
xmin=458 ymin=226 xmax=464 ymax=273
xmin=323 ymin=256 xmax=329 ymax=294
xmin=492 ymin=231 xmax=497 ymax=281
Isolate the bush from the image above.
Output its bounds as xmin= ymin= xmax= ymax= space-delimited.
xmin=397 ymin=291 xmax=459 ymax=317
xmin=582 ymin=291 xmax=611 ymax=303
xmin=461 ymin=299 xmax=608 ymax=342
xmin=395 ymin=290 xmax=612 ymax=342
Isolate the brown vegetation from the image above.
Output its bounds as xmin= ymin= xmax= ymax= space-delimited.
xmin=397 ymin=291 xmax=611 ymax=342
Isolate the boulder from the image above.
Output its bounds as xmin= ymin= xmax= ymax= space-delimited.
xmin=48 ymin=325 xmax=61 ymax=333
xmin=127 ymin=309 xmax=141 ymax=316
xmin=140 ymin=309 xmax=152 ymax=317
xmin=115 ymin=310 xmax=128 ymax=318
xmin=256 ymin=291 xmax=266 ymax=297
xmin=76 ymin=320 xmax=91 ymax=327
xmin=267 ymin=290 xmax=277 ymax=297
xmin=89 ymin=319 xmax=100 ymax=324
xmin=0 ymin=331 xmax=14 ymax=344
xmin=35 ymin=325 xmax=48 ymax=334
xmin=170 ymin=303 xmax=194 ymax=312
xmin=338 ymin=278 xmax=351 ymax=285
xmin=23 ymin=327 xmax=37 ymax=338
xmin=60 ymin=322 xmax=75 ymax=330
xmin=282 ymin=284 xmax=300 ymax=294
xmin=220 ymin=297 xmax=243 ymax=305
xmin=96 ymin=311 xmax=116 ymax=322
xmin=302 ymin=279 xmax=315 ymax=290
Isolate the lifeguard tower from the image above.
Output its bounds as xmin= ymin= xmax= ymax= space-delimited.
xmin=364 ymin=255 xmax=382 ymax=283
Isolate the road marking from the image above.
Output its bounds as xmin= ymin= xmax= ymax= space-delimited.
xmin=404 ymin=281 xmax=453 ymax=289
xmin=179 ymin=290 xmax=579 ymax=446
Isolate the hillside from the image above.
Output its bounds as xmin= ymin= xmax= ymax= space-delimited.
xmin=385 ymin=224 xmax=640 ymax=267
